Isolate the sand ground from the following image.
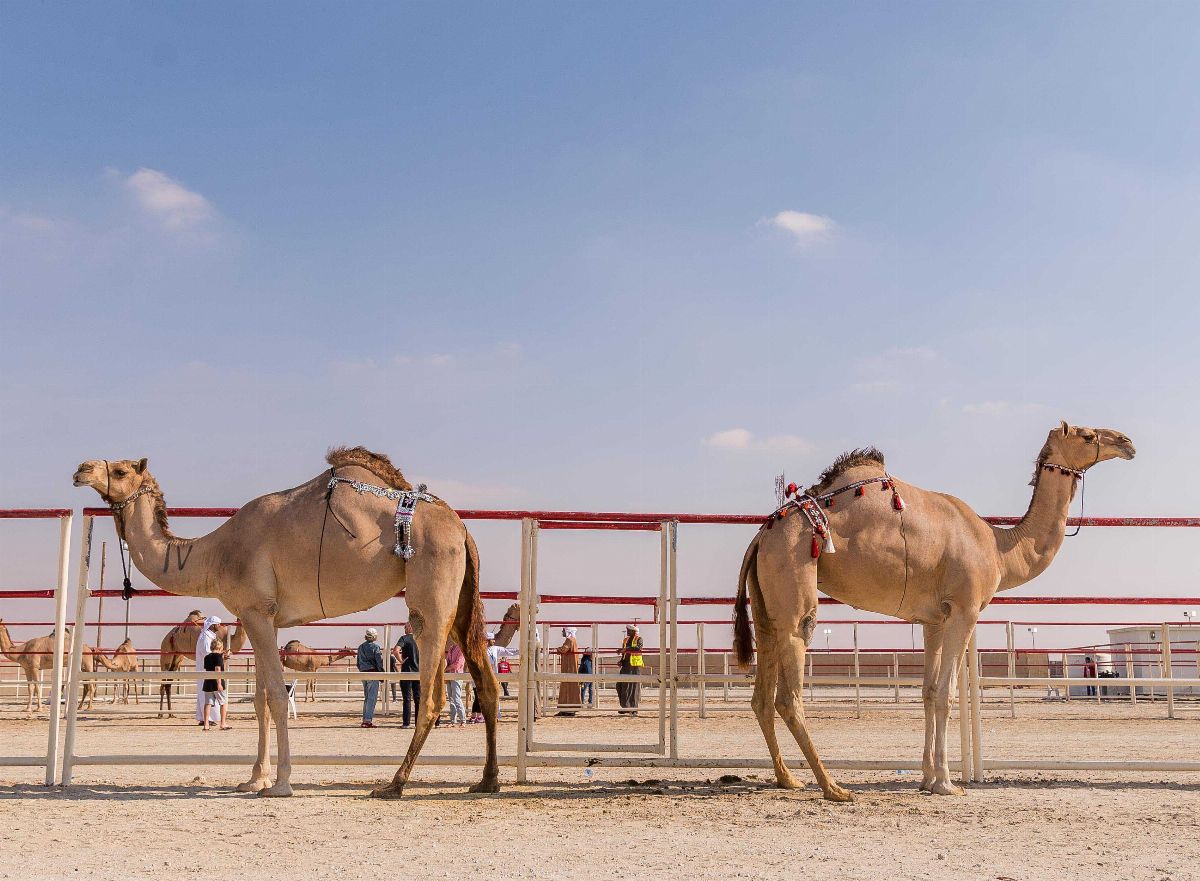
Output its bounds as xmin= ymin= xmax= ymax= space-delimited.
xmin=1 ymin=697 xmax=1197 ymax=881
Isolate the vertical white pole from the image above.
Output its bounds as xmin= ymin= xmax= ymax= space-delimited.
xmin=1163 ymin=623 xmax=1174 ymax=720
xmin=668 ymin=521 xmax=679 ymax=759
xmin=1064 ymin=651 xmax=1073 ymax=702
xmin=957 ymin=654 xmax=971 ymax=784
xmin=1006 ymin=621 xmax=1016 ymax=718
xmin=44 ymin=513 xmax=75 ymax=785
xmin=697 ymin=623 xmax=706 ymax=719
xmin=589 ymin=621 xmax=599 ymax=709
xmin=722 ymin=652 xmax=729 ymax=703
xmin=540 ymin=622 xmax=550 ymax=714
xmin=515 ymin=519 xmax=532 ymax=783
xmin=656 ymin=523 xmax=668 ymax=757
xmin=60 ymin=515 xmax=92 ymax=786
xmin=852 ymin=623 xmax=861 ymax=719
xmin=893 ymin=651 xmax=900 ymax=704
xmin=382 ymin=623 xmax=391 ymax=717
xmin=1126 ymin=647 xmax=1136 ymax=705
xmin=968 ymin=628 xmax=984 ymax=783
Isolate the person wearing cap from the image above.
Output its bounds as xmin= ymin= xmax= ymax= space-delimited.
xmin=617 ymin=624 xmax=644 ymax=715
xmin=556 ymin=627 xmax=581 ymax=716
xmin=356 ymin=627 xmax=385 ymax=728
xmin=194 ymin=615 xmax=223 ymax=727
xmin=391 ymin=622 xmax=420 ymax=728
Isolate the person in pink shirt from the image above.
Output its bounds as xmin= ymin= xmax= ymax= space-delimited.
xmin=445 ymin=640 xmax=467 ymax=727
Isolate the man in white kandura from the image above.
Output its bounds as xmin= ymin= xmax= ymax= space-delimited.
xmin=195 ymin=616 xmax=222 ymax=726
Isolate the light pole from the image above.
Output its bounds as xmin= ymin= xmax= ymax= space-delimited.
xmin=823 ymin=628 xmax=832 ymax=652
xmin=1027 ymin=626 xmax=1038 ymax=651
xmin=1183 ymin=610 xmax=1196 ymax=625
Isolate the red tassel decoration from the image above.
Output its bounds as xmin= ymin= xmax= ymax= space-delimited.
xmin=881 ymin=480 xmax=890 ymax=491
xmin=786 ymin=482 xmax=798 ymax=496
xmin=855 ymin=485 xmax=865 ymax=497
xmin=892 ymin=493 xmax=906 ymax=511
xmin=811 ymin=536 xmax=821 ymax=559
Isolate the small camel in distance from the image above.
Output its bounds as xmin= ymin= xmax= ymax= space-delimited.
xmin=280 ymin=640 xmax=355 ymax=702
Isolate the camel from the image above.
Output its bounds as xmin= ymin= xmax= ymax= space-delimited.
xmin=280 ymin=640 xmax=355 ymax=702
xmin=734 ymin=422 xmax=1134 ymax=800
xmin=494 ymin=603 xmax=520 ymax=647
xmin=157 ymin=611 xmax=244 ymax=717
xmin=74 ymin=446 xmax=500 ymax=798
xmin=107 ymin=637 xmax=141 ymax=704
xmin=0 ymin=621 xmax=117 ymax=713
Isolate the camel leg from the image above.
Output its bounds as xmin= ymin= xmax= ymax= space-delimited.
xmin=460 ymin=627 xmax=500 ymax=793
xmin=236 ymin=615 xmax=290 ymax=795
xmin=776 ymin=632 xmax=853 ymax=802
xmin=928 ymin=608 xmax=976 ymax=796
xmin=919 ymin=622 xmax=945 ymax=791
xmin=373 ymin=621 xmax=451 ymax=799
xmin=750 ymin=639 xmax=800 ymax=789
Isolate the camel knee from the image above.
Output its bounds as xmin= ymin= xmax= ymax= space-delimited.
xmin=921 ymin=684 xmax=937 ymax=704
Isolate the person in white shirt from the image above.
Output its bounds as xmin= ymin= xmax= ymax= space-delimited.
xmin=194 ymin=616 xmax=222 ymax=726
xmin=471 ymin=631 xmax=519 ymax=722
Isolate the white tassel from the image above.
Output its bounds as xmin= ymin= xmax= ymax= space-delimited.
xmin=823 ymin=532 xmax=836 ymax=554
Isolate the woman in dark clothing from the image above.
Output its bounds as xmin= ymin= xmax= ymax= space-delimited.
xmin=616 ymin=624 xmax=643 ymax=715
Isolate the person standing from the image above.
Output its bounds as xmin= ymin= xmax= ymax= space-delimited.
xmin=1083 ymin=655 xmax=1098 ymax=697
xmin=616 ymin=624 xmax=643 ymax=715
xmin=445 ymin=640 xmax=467 ymax=727
xmin=194 ymin=616 xmax=222 ymax=727
xmin=201 ymin=637 xmax=231 ymax=731
xmin=578 ymin=647 xmax=595 ymax=708
xmin=473 ymin=632 xmax=519 ymax=722
xmin=392 ymin=622 xmax=420 ymax=729
xmin=556 ymin=627 xmax=581 ymax=716
xmin=357 ymin=628 xmax=384 ymax=728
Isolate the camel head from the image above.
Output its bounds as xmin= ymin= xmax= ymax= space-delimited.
xmin=1038 ymin=421 xmax=1136 ymax=477
xmin=72 ymin=458 xmax=150 ymax=504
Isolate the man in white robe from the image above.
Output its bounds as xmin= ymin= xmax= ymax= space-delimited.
xmin=195 ymin=616 xmax=222 ymax=725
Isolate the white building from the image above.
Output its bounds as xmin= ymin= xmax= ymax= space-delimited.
xmin=1101 ymin=624 xmax=1200 ymax=697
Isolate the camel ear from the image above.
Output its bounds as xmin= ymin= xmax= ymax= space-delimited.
xmin=1059 ymin=420 xmax=1070 ymax=436
xmin=134 ymin=458 xmax=148 ymax=474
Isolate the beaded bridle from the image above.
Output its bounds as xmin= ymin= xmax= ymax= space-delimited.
xmin=766 ymin=474 xmax=907 ymax=559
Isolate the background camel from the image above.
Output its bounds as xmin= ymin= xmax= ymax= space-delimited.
xmin=493 ymin=603 xmax=520 ymax=647
xmin=106 ymin=637 xmax=141 ymax=704
xmin=734 ymin=422 xmax=1134 ymax=799
xmin=158 ymin=611 xmax=243 ymax=717
xmin=74 ymin=446 xmax=500 ymax=798
xmin=280 ymin=640 xmax=355 ymax=702
xmin=0 ymin=621 xmax=117 ymax=713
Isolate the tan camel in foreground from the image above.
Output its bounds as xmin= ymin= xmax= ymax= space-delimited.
xmin=156 ymin=611 xmax=244 ymax=717
xmin=0 ymin=621 xmax=117 ymax=712
xmin=74 ymin=447 xmax=499 ymax=798
xmin=734 ymin=422 xmax=1134 ymax=800
xmin=280 ymin=640 xmax=355 ymax=702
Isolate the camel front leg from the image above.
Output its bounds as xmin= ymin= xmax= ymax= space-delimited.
xmin=919 ymin=622 xmax=945 ymax=792
xmin=373 ymin=622 xmax=450 ymax=799
xmin=928 ymin=609 xmax=975 ymax=796
xmin=243 ymin=615 xmax=293 ymax=797
xmin=776 ymin=633 xmax=852 ymax=802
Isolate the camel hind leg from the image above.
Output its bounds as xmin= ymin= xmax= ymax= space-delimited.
xmin=372 ymin=611 xmax=452 ymax=799
xmin=457 ymin=613 xmax=500 ymax=793
xmin=750 ymin=638 xmax=801 ymax=789
xmin=775 ymin=626 xmax=853 ymax=802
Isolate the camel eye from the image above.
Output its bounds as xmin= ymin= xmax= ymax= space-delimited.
xmin=1079 ymin=433 xmax=1095 ymax=442
xmin=113 ymin=469 xmax=127 ymax=477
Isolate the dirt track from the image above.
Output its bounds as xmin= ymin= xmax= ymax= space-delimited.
xmin=1 ymin=701 xmax=1197 ymax=881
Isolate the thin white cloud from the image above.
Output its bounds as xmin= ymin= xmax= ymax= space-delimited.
xmin=761 ymin=210 xmax=835 ymax=246
xmin=124 ymin=168 xmax=215 ymax=230
xmin=849 ymin=345 xmax=939 ymax=394
xmin=703 ymin=428 xmax=812 ymax=454
xmin=962 ymin=401 xmax=1049 ymax=417
xmin=884 ymin=345 xmax=937 ymax=362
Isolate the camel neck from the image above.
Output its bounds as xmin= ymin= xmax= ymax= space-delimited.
xmin=994 ymin=468 xmax=1077 ymax=590
xmin=118 ymin=494 xmax=218 ymax=598
xmin=0 ymin=623 xmax=19 ymax=661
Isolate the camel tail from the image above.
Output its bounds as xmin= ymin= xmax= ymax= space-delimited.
xmin=733 ymin=530 xmax=762 ymax=671
xmin=454 ymin=530 xmax=489 ymax=660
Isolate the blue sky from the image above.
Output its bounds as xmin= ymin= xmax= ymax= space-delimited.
xmin=1 ymin=3 xmax=1197 ymax=652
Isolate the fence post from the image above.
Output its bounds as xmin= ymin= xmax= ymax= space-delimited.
xmin=892 ymin=651 xmax=900 ymax=704
xmin=852 ymin=623 xmax=861 ymax=719
xmin=61 ymin=516 xmax=94 ymax=787
xmin=722 ymin=653 xmax=729 ymax=703
xmin=697 ymin=622 xmax=706 ymax=719
xmin=968 ymin=628 xmax=984 ymax=783
xmin=1006 ymin=621 xmax=1016 ymax=718
xmin=1163 ymin=623 xmax=1174 ymax=720
xmin=957 ymin=652 xmax=971 ymax=784
xmin=668 ymin=521 xmax=679 ymax=759
xmin=43 ymin=513 xmax=74 ymax=786
xmin=590 ymin=621 xmax=599 ymax=709
xmin=515 ymin=519 xmax=533 ymax=784
xmin=381 ymin=623 xmax=391 ymax=717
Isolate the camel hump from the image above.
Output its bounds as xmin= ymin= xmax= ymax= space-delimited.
xmin=326 ymin=446 xmax=413 ymax=490
xmin=810 ymin=446 xmax=886 ymax=492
